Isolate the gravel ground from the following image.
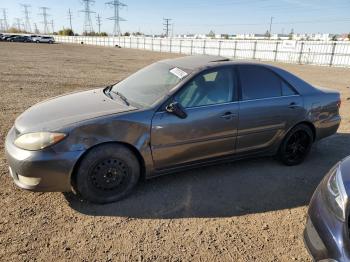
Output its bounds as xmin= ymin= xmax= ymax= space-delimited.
xmin=0 ymin=42 xmax=350 ymax=262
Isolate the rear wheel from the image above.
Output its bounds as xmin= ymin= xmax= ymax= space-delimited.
xmin=75 ymin=144 xmax=140 ymax=204
xmin=279 ymin=124 xmax=313 ymax=166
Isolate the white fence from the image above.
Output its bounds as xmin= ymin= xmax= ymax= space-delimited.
xmin=54 ymin=36 xmax=350 ymax=68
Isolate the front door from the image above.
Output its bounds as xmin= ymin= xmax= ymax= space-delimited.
xmin=151 ymin=67 xmax=239 ymax=170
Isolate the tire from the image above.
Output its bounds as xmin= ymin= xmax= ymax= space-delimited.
xmin=278 ymin=124 xmax=313 ymax=166
xmin=36 ymin=40 xmax=39 ymax=43
xmin=75 ymin=144 xmax=140 ymax=204
xmin=49 ymin=41 xmax=53 ymax=44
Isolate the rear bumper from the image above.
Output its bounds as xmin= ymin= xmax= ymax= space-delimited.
xmin=304 ymin=184 xmax=350 ymax=261
xmin=315 ymin=115 xmax=341 ymax=141
xmin=5 ymin=127 xmax=83 ymax=192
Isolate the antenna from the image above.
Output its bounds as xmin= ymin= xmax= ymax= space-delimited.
xmin=21 ymin=4 xmax=31 ymax=32
xmin=96 ymin=14 xmax=102 ymax=34
xmin=68 ymin=8 xmax=73 ymax=31
xmin=38 ymin=7 xmax=50 ymax=34
xmin=105 ymin=0 xmax=127 ymax=36
xmin=80 ymin=0 xmax=95 ymax=34
xmin=163 ymin=18 xmax=172 ymax=37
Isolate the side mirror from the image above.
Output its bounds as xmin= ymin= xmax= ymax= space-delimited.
xmin=165 ymin=102 xmax=187 ymax=119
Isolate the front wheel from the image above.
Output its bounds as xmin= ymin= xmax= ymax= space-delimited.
xmin=278 ymin=124 xmax=313 ymax=166
xmin=75 ymin=144 xmax=140 ymax=204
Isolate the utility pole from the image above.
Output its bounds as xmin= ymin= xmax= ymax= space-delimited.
xmin=80 ymin=0 xmax=95 ymax=34
xmin=39 ymin=7 xmax=50 ymax=34
xmin=269 ymin=16 xmax=274 ymax=39
xmin=2 ymin=9 xmax=9 ymax=31
xmin=50 ymin=19 xmax=54 ymax=34
xmin=163 ymin=18 xmax=171 ymax=37
xmin=68 ymin=8 xmax=73 ymax=31
xmin=96 ymin=14 xmax=102 ymax=34
xmin=34 ymin=22 xmax=39 ymax=34
xmin=105 ymin=0 xmax=127 ymax=36
xmin=21 ymin=4 xmax=32 ymax=32
xmin=14 ymin=18 xmax=21 ymax=31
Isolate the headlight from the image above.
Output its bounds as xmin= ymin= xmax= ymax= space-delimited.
xmin=324 ymin=163 xmax=348 ymax=221
xmin=14 ymin=132 xmax=66 ymax=151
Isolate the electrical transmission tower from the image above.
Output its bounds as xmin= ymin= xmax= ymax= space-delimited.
xmin=21 ymin=4 xmax=32 ymax=32
xmin=96 ymin=14 xmax=102 ymax=34
xmin=1 ymin=9 xmax=9 ymax=31
xmin=68 ymin=8 xmax=73 ymax=31
xmin=0 ymin=19 xmax=4 ymax=32
xmin=163 ymin=18 xmax=172 ymax=37
xmin=105 ymin=0 xmax=127 ymax=36
xmin=39 ymin=7 xmax=50 ymax=34
xmin=80 ymin=0 xmax=95 ymax=34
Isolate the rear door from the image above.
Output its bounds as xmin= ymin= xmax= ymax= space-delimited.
xmin=151 ymin=66 xmax=239 ymax=170
xmin=236 ymin=65 xmax=304 ymax=153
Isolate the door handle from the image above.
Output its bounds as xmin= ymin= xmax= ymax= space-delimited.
xmin=288 ymin=102 xmax=299 ymax=109
xmin=221 ymin=112 xmax=236 ymax=119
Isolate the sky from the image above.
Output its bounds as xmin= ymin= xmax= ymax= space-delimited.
xmin=0 ymin=0 xmax=349 ymax=35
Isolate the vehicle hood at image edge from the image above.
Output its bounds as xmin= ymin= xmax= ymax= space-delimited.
xmin=15 ymin=88 xmax=137 ymax=133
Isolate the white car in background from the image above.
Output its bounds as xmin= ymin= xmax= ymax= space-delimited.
xmin=31 ymin=36 xmax=55 ymax=44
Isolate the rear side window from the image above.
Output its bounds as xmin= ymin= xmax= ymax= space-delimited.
xmin=238 ymin=65 xmax=296 ymax=100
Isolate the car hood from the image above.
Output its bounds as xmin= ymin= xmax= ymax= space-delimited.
xmin=15 ymin=88 xmax=137 ymax=133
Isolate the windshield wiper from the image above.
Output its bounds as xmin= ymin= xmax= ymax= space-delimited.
xmin=111 ymin=90 xmax=130 ymax=106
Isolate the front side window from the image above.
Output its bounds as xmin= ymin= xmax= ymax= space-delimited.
xmin=175 ymin=68 xmax=235 ymax=108
xmin=238 ymin=65 xmax=296 ymax=100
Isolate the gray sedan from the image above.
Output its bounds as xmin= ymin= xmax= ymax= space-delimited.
xmin=304 ymin=156 xmax=350 ymax=261
xmin=5 ymin=56 xmax=341 ymax=203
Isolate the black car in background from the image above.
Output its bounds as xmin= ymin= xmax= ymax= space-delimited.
xmin=7 ymin=36 xmax=32 ymax=42
xmin=1 ymin=34 xmax=18 ymax=41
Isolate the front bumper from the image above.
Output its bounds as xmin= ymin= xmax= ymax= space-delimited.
xmin=5 ymin=127 xmax=83 ymax=192
xmin=304 ymin=183 xmax=350 ymax=261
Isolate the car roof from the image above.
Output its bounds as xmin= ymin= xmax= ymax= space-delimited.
xmin=161 ymin=55 xmax=317 ymax=95
xmin=161 ymin=55 xmax=230 ymax=70
xmin=161 ymin=55 xmax=283 ymax=71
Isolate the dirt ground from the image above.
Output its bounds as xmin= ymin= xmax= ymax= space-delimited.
xmin=0 ymin=42 xmax=349 ymax=262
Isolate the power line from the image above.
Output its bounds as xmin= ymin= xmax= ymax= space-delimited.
xmin=80 ymin=0 xmax=95 ymax=34
xmin=21 ymin=4 xmax=31 ymax=32
xmin=38 ymin=7 xmax=50 ymax=34
xmin=96 ymin=14 xmax=102 ymax=34
xmin=68 ymin=8 xmax=73 ymax=31
xmin=105 ymin=0 xmax=127 ymax=36
xmin=163 ymin=18 xmax=172 ymax=37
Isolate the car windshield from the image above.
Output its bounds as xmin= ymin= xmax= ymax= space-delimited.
xmin=111 ymin=62 xmax=187 ymax=107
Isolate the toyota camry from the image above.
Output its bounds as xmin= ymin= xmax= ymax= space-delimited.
xmin=5 ymin=55 xmax=341 ymax=203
